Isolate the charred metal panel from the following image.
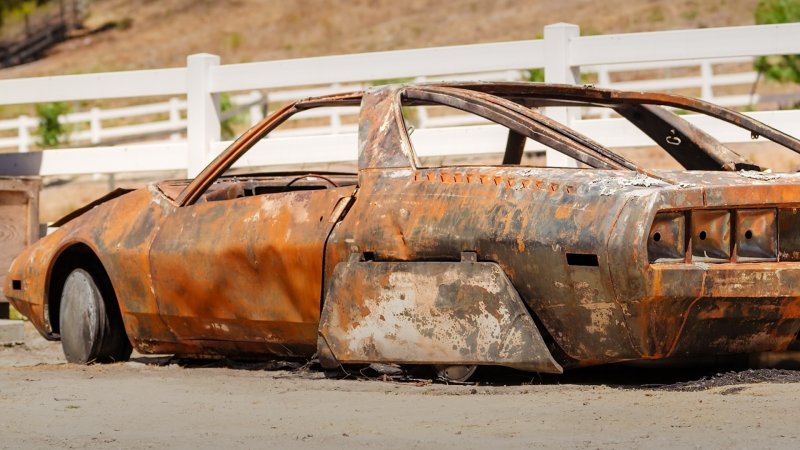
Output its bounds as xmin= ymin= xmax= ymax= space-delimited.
xmin=735 ymin=209 xmax=777 ymax=262
xmin=648 ymin=212 xmax=685 ymax=263
xmin=50 ymin=188 xmax=134 ymax=227
xmin=691 ymin=210 xmax=731 ymax=262
xmin=778 ymin=208 xmax=800 ymax=261
xmin=671 ymin=293 xmax=800 ymax=356
xmin=90 ymin=187 xmax=177 ymax=349
xmin=324 ymin=168 xmax=644 ymax=364
xmin=149 ymin=184 xmax=356 ymax=356
xmin=614 ymin=104 xmax=758 ymax=171
xmin=610 ymin=181 xmax=800 ymax=359
xmin=3 ymin=187 xmax=175 ymax=346
xmin=357 ymin=86 xmax=417 ymax=170
xmin=318 ymin=258 xmax=563 ymax=373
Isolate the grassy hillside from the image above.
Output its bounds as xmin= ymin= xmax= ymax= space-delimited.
xmin=0 ymin=0 xmax=760 ymax=79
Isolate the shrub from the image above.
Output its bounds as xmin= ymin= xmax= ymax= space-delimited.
xmin=35 ymin=102 xmax=69 ymax=148
xmin=753 ymin=0 xmax=800 ymax=84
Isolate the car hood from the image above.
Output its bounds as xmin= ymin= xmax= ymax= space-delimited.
xmin=50 ymin=188 xmax=135 ymax=227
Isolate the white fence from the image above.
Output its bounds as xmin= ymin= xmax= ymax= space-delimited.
xmin=1 ymin=22 xmax=799 ymax=177
xmin=0 ymin=91 xmax=270 ymax=152
xmin=0 ymin=56 xmax=774 ymax=152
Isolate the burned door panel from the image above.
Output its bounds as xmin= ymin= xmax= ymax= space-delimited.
xmin=149 ymin=185 xmax=355 ymax=356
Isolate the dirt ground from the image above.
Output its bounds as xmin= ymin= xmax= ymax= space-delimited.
xmin=1 ymin=323 xmax=800 ymax=449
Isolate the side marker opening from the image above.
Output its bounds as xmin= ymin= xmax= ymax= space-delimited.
xmin=566 ymin=253 xmax=599 ymax=267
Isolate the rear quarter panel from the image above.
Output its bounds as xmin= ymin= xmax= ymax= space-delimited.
xmin=325 ymin=167 xmax=654 ymax=364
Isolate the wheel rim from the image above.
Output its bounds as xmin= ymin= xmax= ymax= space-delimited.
xmin=434 ymin=365 xmax=478 ymax=382
xmin=60 ymin=269 xmax=105 ymax=364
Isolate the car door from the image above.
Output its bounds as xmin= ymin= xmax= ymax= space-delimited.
xmin=145 ymin=96 xmax=362 ymax=357
xmin=147 ymin=184 xmax=355 ymax=356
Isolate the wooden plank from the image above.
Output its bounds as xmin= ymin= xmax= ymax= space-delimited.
xmin=0 ymin=177 xmax=40 ymax=319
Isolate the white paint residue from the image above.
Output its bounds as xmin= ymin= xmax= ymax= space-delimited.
xmin=148 ymin=184 xmax=177 ymax=210
xmin=378 ymin=115 xmax=393 ymax=135
xmin=739 ymin=170 xmax=780 ymax=181
xmin=620 ymin=174 xmax=659 ymax=188
xmin=384 ymin=170 xmax=413 ymax=179
xmin=343 ymin=267 xmax=510 ymax=360
xmin=589 ymin=174 xmax=664 ymax=196
xmin=584 ymin=302 xmax=617 ymax=336
xmin=244 ymin=211 xmax=261 ymax=225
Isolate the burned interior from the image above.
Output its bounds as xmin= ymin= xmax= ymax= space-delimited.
xmin=6 ymin=82 xmax=800 ymax=381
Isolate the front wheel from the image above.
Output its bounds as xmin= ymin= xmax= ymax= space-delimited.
xmin=59 ymin=268 xmax=132 ymax=364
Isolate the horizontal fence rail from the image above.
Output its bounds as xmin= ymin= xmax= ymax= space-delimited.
xmin=1 ymin=22 xmax=799 ymax=177
xmin=0 ymin=57 xmax=774 ymax=152
xmin=2 ymin=109 xmax=798 ymax=177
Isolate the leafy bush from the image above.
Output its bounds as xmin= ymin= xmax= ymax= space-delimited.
xmin=219 ymin=93 xmax=245 ymax=140
xmin=35 ymin=101 xmax=69 ymax=147
xmin=754 ymin=0 xmax=800 ymax=84
xmin=524 ymin=68 xmax=544 ymax=82
xmin=0 ymin=0 xmax=52 ymax=27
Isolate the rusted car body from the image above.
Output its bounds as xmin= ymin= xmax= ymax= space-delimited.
xmin=6 ymin=82 xmax=800 ymax=377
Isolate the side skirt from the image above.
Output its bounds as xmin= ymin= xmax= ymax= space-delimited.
xmin=318 ymin=256 xmax=563 ymax=374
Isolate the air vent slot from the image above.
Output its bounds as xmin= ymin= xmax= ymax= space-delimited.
xmin=566 ymin=253 xmax=599 ymax=267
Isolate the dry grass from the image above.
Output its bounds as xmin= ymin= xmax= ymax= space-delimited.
xmin=0 ymin=0 xmax=760 ymax=79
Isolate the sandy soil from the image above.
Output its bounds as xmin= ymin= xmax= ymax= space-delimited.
xmin=2 ymin=322 xmax=800 ymax=449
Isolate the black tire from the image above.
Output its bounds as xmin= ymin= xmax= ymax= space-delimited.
xmin=59 ymin=268 xmax=132 ymax=364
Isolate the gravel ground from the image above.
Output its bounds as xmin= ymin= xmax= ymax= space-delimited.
xmin=2 ymin=322 xmax=800 ymax=449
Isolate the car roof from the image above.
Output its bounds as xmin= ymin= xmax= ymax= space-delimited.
xmin=300 ymin=82 xmax=800 ymax=156
xmin=177 ymin=82 xmax=800 ymax=206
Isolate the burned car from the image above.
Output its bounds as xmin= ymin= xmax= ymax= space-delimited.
xmin=6 ymin=82 xmax=800 ymax=381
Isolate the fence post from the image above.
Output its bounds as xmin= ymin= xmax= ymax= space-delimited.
xmin=169 ymin=97 xmax=182 ymax=141
xmin=544 ymin=22 xmax=580 ymax=167
xmin=18 ymin=115 xmax=30 ymax=153
xmin=700 ymin=61 xmax=714 ymax=101
xmin=248 ymin=91 xmax=264 ymax=126
xmin=90 ymin=107 xmax=101 ymax=144
xmin=330 ymin=83 xmax=342 ymax=133
xmin=187 ymin=53 xmax=221 ymax=178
